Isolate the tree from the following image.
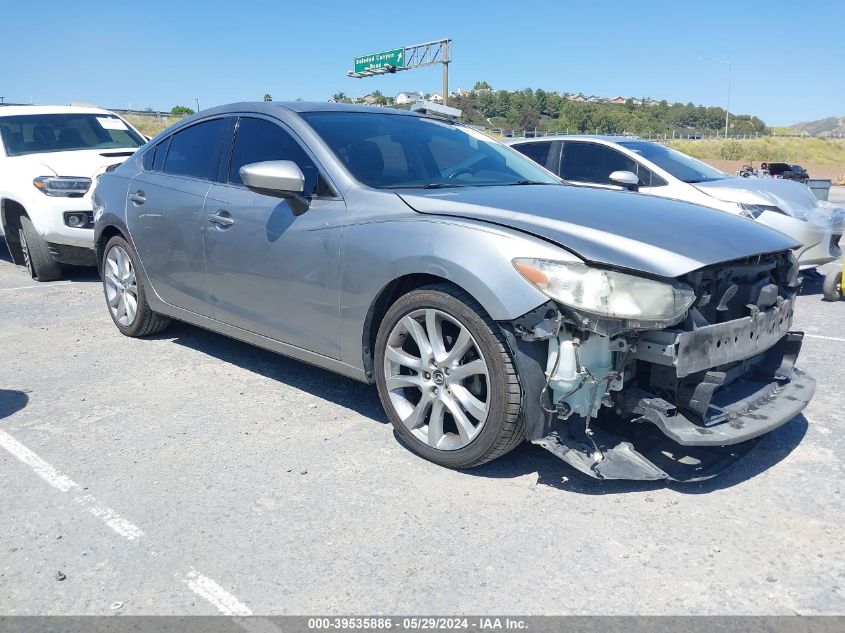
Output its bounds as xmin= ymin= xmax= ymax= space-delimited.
xmin=170 ymin=105 xmax=195 ymax=117
xmin=519 ymin=105 xmax=540 ymax=131
xmin=474 ymin=81 xmax=492 ymax=91
xmin=534 ymin=89 xmax=549 ymax=116
xmin=263 ymin=93 xmax=272 ymax=102
xmin=476 ymin=90 xmax=496 ymax=117
xmin=331 ymin=92 xmax=351 ymax=103
xmin=371 ymin=90 xmax=388 ymax=105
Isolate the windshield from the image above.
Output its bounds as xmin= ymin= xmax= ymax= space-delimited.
xmin=0 ymin=113 xmax=145 ymax=157
xmin=300 ymin=111 xmax=560 ymax=189
xmin=618 ymin=140 xmax=727 ymax=183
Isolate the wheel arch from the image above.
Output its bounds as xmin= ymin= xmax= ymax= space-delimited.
xmin=0 ymin=198 xmax=29 ymax=265
xmin=96 ymin=225 xmax=127 ymax=272
xmin=362 ymin=273 xmax=460 ymax=380
xmin=344 ymin=219 xmax=561 ymax=380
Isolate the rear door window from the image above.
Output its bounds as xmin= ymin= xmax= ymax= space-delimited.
xmin=513 ymin=141 xmax=553 ymax=168
xmin=162 ymin=119 xmax=226 ymax=180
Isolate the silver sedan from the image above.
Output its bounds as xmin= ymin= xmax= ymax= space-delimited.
xmin=93 ymin=102 xmax=813 ymax=481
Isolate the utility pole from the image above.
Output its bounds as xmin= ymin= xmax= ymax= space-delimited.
xmin=195 ymin=98 xmax=200 ymax=112
xmin=442 ymin=40 xmax=450 ymax=106
xmin=699 ymin=57 xmax=732 ymax=139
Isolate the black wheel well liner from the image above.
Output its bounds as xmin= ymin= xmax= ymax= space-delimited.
xmin=362 ymin=273 xmax=466 ymax=382
xmin=1 ymin=198 xmax=28 ymax=264
xmin=96 ymin=225 xmax=126 ymax=271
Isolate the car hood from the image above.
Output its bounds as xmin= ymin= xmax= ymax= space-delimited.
xmin=693 ymin=177 xmax=821 ymax=216
xmin=10 ymin=148 xmax=138 ymax=180
xmin=398 ymin=185 xmax=799 ymax=278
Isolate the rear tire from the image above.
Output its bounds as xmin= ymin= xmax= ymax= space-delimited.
xmin=18 ymin=216 xmax=62 ymax=281
xmin=374 ymin=283 xmax=524 ymax=468
xmin=822 ymin=270 xmax=842 ymax=302
xmin=102 ymin=235 xmax=170 ymax=337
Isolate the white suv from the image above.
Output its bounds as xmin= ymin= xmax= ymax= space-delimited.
xmin=0 ymin=105 xmax=146 ymax=280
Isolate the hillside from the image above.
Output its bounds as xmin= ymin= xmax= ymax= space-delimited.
xmin=792 ymin=115 xmax=845 ymax=138
xmin=670 ymin=136 xmax=845 ymax=166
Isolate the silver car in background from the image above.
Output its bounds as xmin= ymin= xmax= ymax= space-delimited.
xmin=509 ymin=135 xmax=843 ymax=269
xmin=93 ymin=103 xmax=814 ymax=481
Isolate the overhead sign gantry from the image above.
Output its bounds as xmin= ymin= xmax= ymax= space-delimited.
xmin=347 ymin=39 xmax=452 ymax=105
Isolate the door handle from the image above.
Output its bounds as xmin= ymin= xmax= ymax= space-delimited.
xmin=207 ymin=211 xmax=235 ymax=227
xmin=129 ymin=190 xmax=146 ymax=204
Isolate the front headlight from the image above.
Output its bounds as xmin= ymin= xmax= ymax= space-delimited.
xmin=513 ymin=258 xmax=696 ymax=328
xmin=33 ymin=176 xmax=92 ymax=197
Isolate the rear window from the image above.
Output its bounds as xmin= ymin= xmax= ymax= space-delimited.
xmin=513 ymin=141 xmax=553 ymax=167
xmin=0 ymin=113 xmax=144 ymax=156
xmin=162 ymin=119 xmax=226 ymax=180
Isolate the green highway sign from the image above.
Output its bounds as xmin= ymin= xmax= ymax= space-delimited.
xmin=354 ymin=48 xmax=405 ymax=73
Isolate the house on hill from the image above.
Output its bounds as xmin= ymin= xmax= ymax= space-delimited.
xmin=395 ymin=91 xmax=422 ymax=105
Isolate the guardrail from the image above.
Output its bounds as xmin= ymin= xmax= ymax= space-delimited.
xmin=483 ymin=128 xmax=841 ymax=141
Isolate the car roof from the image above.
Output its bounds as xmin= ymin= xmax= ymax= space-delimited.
xmin=196 ymin=101 xmax=421 ymax=118
xmin=508 ymin=134 xmax=641 ymax=145
xmin=280 ymin=101 xmax=419 ymax=116
xmin=0 ymin=105 xmax=117 ymax=117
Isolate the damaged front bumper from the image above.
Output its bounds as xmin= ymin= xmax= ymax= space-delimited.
xmin=536 ymin=363 xmax=815 ymax=482
xmin=504 ymin=300 xmax=816 ymax=482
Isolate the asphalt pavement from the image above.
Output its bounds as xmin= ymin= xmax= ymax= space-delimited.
xmin=0 ymin=230 xmax=843 ymax=615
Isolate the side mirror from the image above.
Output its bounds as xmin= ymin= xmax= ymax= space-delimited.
xmin=240 ymin=160 xmax=305 ymax=198
xmin=609 ymin=170 xmax=639 ymax=191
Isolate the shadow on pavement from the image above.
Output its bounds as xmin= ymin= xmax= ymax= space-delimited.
xmin=162 ymin=321 xmax=387 ymax=424
xmin=452 ymin=414 xmax=808 ymax=495
xmin=149 ymin=319 xmax=809 ymax=495
xmin=1 ymin=236 xmax=99 ymax=282
xmin=0 ymin=389 xmax=29 ymax=422
xmin=0 ymin=237 xmax=13 ymax=264
xmin=799 ymin=274 xmax=824 ymax=297
xmin=61 ymin=265 xmax=100 ymax=284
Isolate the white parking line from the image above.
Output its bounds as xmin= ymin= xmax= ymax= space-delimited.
xmin=0 ymin=430 xmax=79 ymax=492
xmin=0 ymin=428 xmax=252 ymax=614
xmin=74 ymin=494 xmax=145 ymax=541
xmin=0 ymin=281 xmax=72 ymax=292
xmin=179 ymin=570 xmax=253 ymax=616
xmin=805 ymin=334 xmax=845 ymax=343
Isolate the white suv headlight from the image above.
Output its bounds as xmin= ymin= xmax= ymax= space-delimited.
xmin=514 ymin=258 xmax=696 ymax=328
xmin=33 ymin=176 xmax=92 ymax=197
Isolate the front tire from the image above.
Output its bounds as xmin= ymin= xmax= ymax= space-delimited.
xmin=18 ymin=216 xmax=62 ymax=281
xmin=374 ymin=284 xmax=524 ymax=468
xmin=102 ymin=235 xmax=170 ymax=337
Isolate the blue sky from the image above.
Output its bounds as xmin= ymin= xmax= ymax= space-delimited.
xmin=1 ymin=0 xmax=842 ymax=125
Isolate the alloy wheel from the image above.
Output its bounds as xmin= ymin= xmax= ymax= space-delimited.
xmin=104 ymin=245 xmax=138 ymax=326
xmin=383 ymin=308 xmax=490 ymax=450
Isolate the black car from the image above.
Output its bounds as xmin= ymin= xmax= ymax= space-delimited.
xmin=767 ymin=162 xmax=809 ymax=184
